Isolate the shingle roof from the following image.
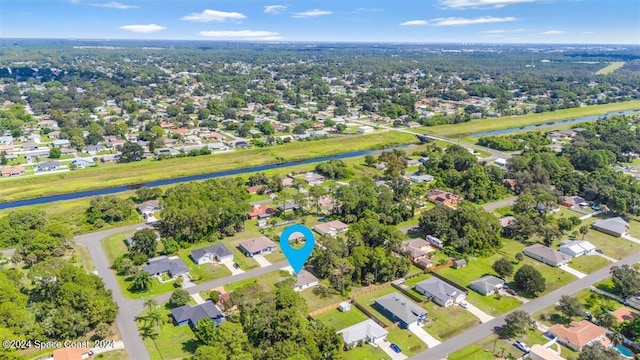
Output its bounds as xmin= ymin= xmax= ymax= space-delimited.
xmin=375 ymin=292 xmax=427 ymax=325
xmin=296 ymin=270 xmax=319 ymax=287
xmin=171 ymin=301 xmax=225 ymax=326
xmin=313 ymin=220 xmax=348 ymax=235
xmin=549 ymin=320 xmax=607 ymax=349
xmin=142 ymin=256 xmax=188 ymax=276
xmin=524 ymin=244 xmax=571 ymax=264
xmin=338 ymin=319 xmax=388 ymax=344
xmin=416 ymin=277 xmax=463 ymax=305
xmin=239 ymin=236 xmax=277 ymax=254
xmin=190 ymin=244 xmax=233 ymax=261
xmin=470 ymin=275 xmax=504 ymax=294
xmin=592 ymin=217 xmax=630 ymax=235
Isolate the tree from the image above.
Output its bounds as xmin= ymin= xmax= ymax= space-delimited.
xmin=558 ymin=295 xmax=584 ymax=318
xmin=364 ymin=154 xmax=376 ymax=167
xmin=49 ymin=147 xmax=61 ymax=159
xmin=0 ymin=151 xmax=6 ymax=165
xmin=118 ymin=141 xmax=144 ymax=163
xmin=580 ymin=225 xmax=589 ymax=239
xmin=133 ymin=271 xmax=153 ymax=292
xmin=168 ymin=289 xmax=191 ymax=308
xmin=502 ymin=310 xmax=535 ymax=337
xmin=515 ymin=252 xmax=524 ymax=263
xmin=578 ymin=343 xmax=622 ymax=360
xmin=130 ymin=228 xmax=158 ymax=257
xmin=135 ymin=187 xmax=163 ymax=202
xmin=210 ymin=290 xmax=220 ymax=303
xmin=144 ymin=298 xmax=158 ymax=313
xmin=514 ymin=265 xmax=545 ymax=295
xmin=194 ymin=318 xmax=218 ymax=346
xmin=492 ymin=257 xmax=514 ymax=278
xmin=611 ymin=265 xmax=640 ymax=297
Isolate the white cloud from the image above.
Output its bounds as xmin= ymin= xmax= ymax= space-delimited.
xmin=483 ymin=29 xmax=506 ymax=33
xmin=181 ymin=9 xmax=246 ymax=22
xmin=439 ymin=0 xmax=540 ymax=8
xmin=292 ymin=9 xmax=332 ymax=18
xmin=199 ymin=30 xmax=282 ymax=40
xmin=119 ymin=24 xmax=166 ymax=33
xmin=70 ymin=0 xmax=80 ymax=3
xmin=426 ymin=16 xmax=517 ymax=26
xmin=541 ymin=30 xmax=565 ymax=35
xmin=264 ymin=5 xmax=286 ymax=14
xmin=400 ymin=20 xmax=428 ymax=26
xmin=91 ymin=1 xmax=138 ymax=9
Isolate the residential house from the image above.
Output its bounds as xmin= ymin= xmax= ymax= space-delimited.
xmin=494 ymin=158 xmax=507 ymax=167
xmin=409 ymin=174 xmax=434 ymax=183
xmin=294 ymin=270 xmax=319 ymax=292
xmin=612 ymin=307 xmax=638 ymax=323
xmin=37 ymin=160 xmax=61 ymax=172
xmin=51 ymin=139 xmax=71 ymax=148
xmin=374 ymin=292 xmax=428 ymax=328
xmin=190 ymin=244 xmax=234 ymax=265
xmin=592 ymin=217 xmax=630 ymax=237
xmin=402 ymin=238 xmax=434 ymax=262
xmin=499 ymin=216 xmax=516 ymax=228
xmin=303 ymin=172 xmax=326 ymax=186
xmin=470 ymin=275 xmax=505 ymax=296
xmin=558 ymin=240 xmax=596 ymax=258
xmin=338 ymin=319 xmax=388 ymax=346
xmin=52 ymin=347 xmax=91 ymax=360
xmin=154 ymin=148 xmax=180 ymax=157
xmin=313 ymin=220 xmax=349 ymax=237
xmin=246 ymin=204 xmax=276 ymax=220
xmin=529 ymin=344 xmax=566 ymax=360
xmin=137 ymin=200 xmax=161 ymax=222
xmin=415 ymin=277 xmax=467 ymax=307
xmin=426 ymin=189 xmax=462 ymax=209
xmin=281 ymin=177 xmax=295 ymax=188
xmin=523 ymin=244 xmax=571 ymax=267
xmin=21 ymin=141 xmax=39 ymax=151
xmin=548 ymin=320 xmax=609 ymax=351
xmin=48 ymin=131 xmax=60 ymax=139
xmin=142 ymin=256 xmax=189 ymax=278
xmin=70 ymin=158 xmax=95 ymax=169
xmin=246 ymin=184 xmax=268 ymax=194
xmin=238 ymin=236 xmax=277 ymax=257
xmin=85 ymin=144 xmax=104 ymax=155
xmin=358 ymin=126 xmax=374 ymax=134
xmin=0 ymin=136 xmax=13 ymax=145
xmin=562 ymin=196 xmax=588 ymax=208
xmin=1 ymin=165 xmax=25 ymax=177
xmin=426 ymin=235 xmax=444 ymax=249
xmin=278 ymin=201 xmax=301 ymax=213
xmin=101 ymin=154 xmax=121 ymax=163
xmin=171 ymin=301 xmax=225 ymax=327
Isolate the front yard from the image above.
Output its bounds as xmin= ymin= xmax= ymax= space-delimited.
xmin=139 ymin=308 xmax=197 ymax=360
xmin=313 ymin=307 xmax=370 ymax=331
xmin=450 ymin=329 xmax=557 ymax=360
xmin=422 ymin=302 xmax=480 ymax=340
xmin=386 ymin=328 xmax=427 ymax=356
xmin=343 ymin=345 xmax=390 ymax=360
xmin=569 ymin=254 xmax=611 ymax=274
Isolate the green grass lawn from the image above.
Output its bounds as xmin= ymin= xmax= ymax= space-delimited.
xmin=596 ymin=61 xmax=626 ymax=75
xmin=535 ymin=288 xmax=623 ymax=327
xmin=140 ymin=308 xmax=197 ymax=360
xmin=422 ymin=302 xmax=480 ymax=340
xmin=224 ymin=270 xmax=290 ymax=293
xmin=343 ymin=345 xmax=390 ymax=360
xmin=466 ymin=291 xmax=522 ymax=317
xmin=386 ymin=328 xmax=427 ymax=356
xmin=416 ymin=100 xmax=640 ymax=137
xmin=264 ymin=250 xmax=286 ymax=263
xmin=352 ymin=286 xmax=399 ymax=326
xmin=448 ymin=344 xmax=495 ymax=360
xmin=629 ymin=218 xmax=640 ymax=239
xmin=456 ymin=329 xmax=551 ymax=360
xmin=405 ymin=274 xmax=431 ymax=287
xmin=569 ymin=254 xmax=611 ymax=274
xmin=313 ymin=307 xmax=369 ymax=330
xmin=102 ymin=231 xmax=132 ymax=264
xmin=71 ymin=242 xmax=95 ymax=272
xmin=581 ymin=217 xmax=639 ymax=260
xmin=94 ymin=350 xmax=129 ymax=360
xmin=0 ymin=131 xmax=418 ymax=202
xmin=300 ymin=283 xmax=347 ymax=311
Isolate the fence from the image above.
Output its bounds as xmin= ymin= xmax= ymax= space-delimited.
xmin=588 ymin=286 xmax=625 ymax=303
xmin=430 ymin=260 xmax=454 ymax=272
xmin=391 ymin=282 xmax=426 ymax=304
xmin=429 ymin=270 xmax=469 ymax=294
xmin=308 ymin=300 xmax=347 ymax=318
xmin=351 ymin=281 xmax=392 ymax=298
xmin=352 ymin=300 xmax=388 ymax=329
xmin=384 ymin=322 xmax=400 ymax=331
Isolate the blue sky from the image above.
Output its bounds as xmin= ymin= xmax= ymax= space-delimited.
xmin=1 ymin=0 xmax=639 ymax=44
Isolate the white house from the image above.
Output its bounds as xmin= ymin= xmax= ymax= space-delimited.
xmin=558 ymin=240 xmax=596 ymax=258
xmin=294 ymin=270 xmax=319 ymax=292
xmin=190 ymin=244 xmax=234 ymax=264
xmin=338 ymin=319 xmax=388 ymax=346
xmin=358 ymin=126 xmax=374 ymax=134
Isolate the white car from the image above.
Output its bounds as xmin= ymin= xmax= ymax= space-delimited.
xmin=458 ymin=301 xmax=468 ymax=308
xmin=514 ymin=341 xmax=530 ymax=353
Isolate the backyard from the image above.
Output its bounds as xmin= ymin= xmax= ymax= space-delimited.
xmin=313 ymin=307 xmax=370 ymax=331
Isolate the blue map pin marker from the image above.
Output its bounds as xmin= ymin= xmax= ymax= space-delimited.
xmin=280 ymin=224 xmax=315 ymax=274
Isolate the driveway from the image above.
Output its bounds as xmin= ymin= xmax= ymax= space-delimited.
xmin=191 ymin=293 xmax=206 ymax=305
xmin=408 ymin=323 xmax=441 ymax=348
xmin=379 ymin=340 xmax=409 ymax=360
xmin=623 ymin=234 xmax=640 ymax=245
xmin=594 ymin=252 xmax=617 ymax=262
xmin=253 ymin=254 xmax=272 ymax=267
xmin=222 ymin=259 xmax=245 ymax=275
xmin=559 ymin=264 xmax=587 ymax=278
xmin=482 ymin=196 xmax=518 ymax=212
xmin=462 ymin=302 xmax=494 ymax=323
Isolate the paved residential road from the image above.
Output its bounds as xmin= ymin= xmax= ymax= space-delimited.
xmin=73 ymin=223 xmax=288 ymax=360
xmin=482 ymin=196 xmax=518 ymax=212
xmin=408 ymin=250 xmax=640 ymax=360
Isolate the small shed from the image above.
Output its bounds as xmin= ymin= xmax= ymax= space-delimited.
xmin=339 ymin=301 xmax=352 ymax=312
xmin=453 ymin=259 xmax=467 ymax=269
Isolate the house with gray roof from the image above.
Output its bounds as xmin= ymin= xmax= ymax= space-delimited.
xmin=37 ymin=160 xmax=61 ymax=172
xmin=338 ymin=319 xmax=388 ymax=346
xmin=142 ymin=256 xmax=189 ymax=278
xmin=238 ymin=236 xmax=277 ymax=257
xmin=415 ymin=277 xmax=467 ymax=307
xmin=523 ymin=244 xmax=571 ymax=267
xmin=592 ymin=217 xmax=630 ymax=237
xmin=559 ymin=240 xmax=596 ymax=258
xmin=190 ymin=244 xmax=234 ymax=265
xmin=470 ymin=275 xmax=505 ymax=296
xmin=171 ymin=301 xmax=225 ymax=327
xmin=294 ymin=270 xmax=319 ymax=292
xmin=374 ymin=292 xmax=428 ymax=328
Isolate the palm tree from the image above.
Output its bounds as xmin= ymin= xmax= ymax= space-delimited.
xmin=609 ymin=327 xmax=625 ymax=346
xmin=133 ymin=271 xmax=153 ymax=292
xmin=143 ymin=298 xmax=158 ymax=314
xmin=148 ymin=309 xmax=162 ymax=334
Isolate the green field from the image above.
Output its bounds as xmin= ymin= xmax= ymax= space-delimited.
xmin=417 ymin=100 xmax=640 ymax=137
xmin=569 ymin=254 xmax=611 ymax=274
xmin=141 ymin=308 xmax=197 ymax=360
xmin=343 ymin=345 xmax=390 ymax=360
xmin=596 ymin=62 xmax=625 ymax=75
xmin=313 ymin=307 xmax=370 ymax=331
xmin=94 ymin=350 xmax=129 ymax=360
xmin=422 ymin=302 xmax=480 ymax=340
xmin=0 ymin=131 xmax=417 ymax=202
xmin=300 ymin=284 xmax=347 ymax=311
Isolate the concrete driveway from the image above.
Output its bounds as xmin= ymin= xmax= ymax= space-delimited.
xmin=594 ymin=252 xmax=617 ymax=262
xmin=408 ymin=323 xmax=441 ymax=348
xmin=462 ymin=302 xmax=494 ymax=323
xmin=222 ymin=259 xmax=245 ymax=275
xmin=559 ymin=264 xmax=587 ymax=278
xmin=253 ymin=254 xmax=272 ymax=267
xmin=191 ymin=293 xmax=206 ymax=304
xmin=379 ymin=340 xmax=408 ymax=360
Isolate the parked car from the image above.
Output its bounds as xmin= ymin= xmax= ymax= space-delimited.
xmin=505 ymin=289 xmax=517 ymax=296
xmin=390 ymin=344 xmax=402 ymax=353
xmin=514 ymin=341 xmax=530 ymax=353
xmin=317 ymin=217 xmax=327 ymax=222
xmin=459 ymin=301 xmax=469 ymax=309
xmin=233 ymin=263 xmax=240 ymax=269
xmin=595 ymin=249 xmax=604 ymax=254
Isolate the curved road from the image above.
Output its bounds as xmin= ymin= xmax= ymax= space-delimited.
xmin=73 ymin=224 xmax=287 ymax=360
xmin=408 ymin=250 xmax=640 ymax=360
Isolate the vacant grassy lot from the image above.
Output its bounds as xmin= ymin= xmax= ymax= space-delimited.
xmin=386 ymin=328 xmax=427 ymax=356
xmin=0 ymin=131 xmax=417 ymax=202
xmin=300 ymin=283 xmax=347 ymax=311
xmin=422 ymin=302 xmax=480 ymax=340
xmin=535 ymin=288 xmax=622 ymax=327
xmin=70 ymin=242 xmax=95 ymax=272
xmin=314 ymin=307 xmax=370 ymax=331
xmin=94 ymin=350 xmax=129 ymax=360
xmin=569 ymin=254 xmax=611 ymax=274
xmin=452 ymin=329 xmax=555 ymax=360
xmin=224 ymin=269 xmax=289 ymax=293
xmin=466 ymin=291 xmax=522 ymax=317
xmin=418 ymin=100 xmax=640 ymax=137
xmin=102 ymin=231 xmax=132 ymax=264
xmin=596 ymin=61 xmax=626 ymax=75
xmin=140 ymin=308 xmax=197 ymax=360
xmin=343 ymin=345 xmax=390 ymax=360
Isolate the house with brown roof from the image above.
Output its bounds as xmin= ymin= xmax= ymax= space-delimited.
xmin=52 ymin=347 xmax=91 ymax=360
xmin=246 ymin=204 xmax=275 ymax=220
xmin=548 ymin=320 xmax=609 ymax=351
xmin=523 ymin=244 xmax=571 ymax=267
xmin=238 ymin=236 xmax=277 ymax=257
xmin=613 ymin=307 xmax=638 ymax=323
xmin=561 ymin=196 xmax=588 ymax=208
xmin=1 ymin=165 xmax=25 ymax=177
xmin=313 ymin=220 xmax=349 ymax=237
xmin=402 ymin=238 xmax=434 ymax=261
xmin=499 ymin=216 xmax=516 ymax=228
xmin=426 ymin=189 xmax=462 ymax=209
xmin=246 ymin=184 xmax=268 ymax=194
